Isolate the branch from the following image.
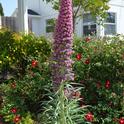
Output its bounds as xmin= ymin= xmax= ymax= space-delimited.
xmin=73 ymin=3 xmax=82 ymax=19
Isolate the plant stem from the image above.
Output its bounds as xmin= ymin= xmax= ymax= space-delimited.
xmin=59 ymin=83 xmax=66 ymax=124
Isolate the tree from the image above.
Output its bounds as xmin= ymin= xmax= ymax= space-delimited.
xmin=0 ymin=3 xmax=4 ymax=16
xmin=43 ymin=0 xmax=110 ymax=31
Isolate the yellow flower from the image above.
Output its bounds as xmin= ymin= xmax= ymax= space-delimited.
xmin=12 ymin=33 xmax=22 ymax=41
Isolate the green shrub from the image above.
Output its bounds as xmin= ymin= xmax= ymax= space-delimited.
xmin=73 ymin=35 xmax=124 ymax=124
xmin=0 ymin=33 xmax=124 ymax=124
xmin=0 ymin=57 xmax=51 ymax=123
xmin=0 ymin=29 xmax=51 ymax=80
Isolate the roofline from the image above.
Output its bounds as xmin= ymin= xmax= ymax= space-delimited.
xmin=28 ymin=15 xmax=41 ymax=18
xmin=109 ymin=3 xmax=124 ymax=8
xmin=11 ymin=8 xmax=18 ymax=17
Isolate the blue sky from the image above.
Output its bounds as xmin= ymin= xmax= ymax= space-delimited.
xmin=0 ymin=0 xmax=17 ymax=16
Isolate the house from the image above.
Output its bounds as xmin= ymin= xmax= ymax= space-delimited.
xmin=11 ymin=0 xmax=124 ymax=37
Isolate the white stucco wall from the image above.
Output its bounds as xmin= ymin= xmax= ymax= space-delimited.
xmin=76 ymin=0 xmax=124 ymax=37
xmin=17 ymin=0 xmax=124 ymax=36
xmin=38 ymin=0 xmax=124 ymax=37
xmin=27 ymin=0 xmax=41 ymax=13
xmin=39 ymin=0 xmax=58 ymax=36
xmin=26 ymin=0 xmax=58 ymax=36
xmin=31 ymin=17 xmax=41 ymax=36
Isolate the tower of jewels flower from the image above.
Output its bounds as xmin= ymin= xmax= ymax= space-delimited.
xmin=51 ymin=0 xmax=74 ymax=87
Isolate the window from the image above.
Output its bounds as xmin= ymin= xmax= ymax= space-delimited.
xmin=83 ymin=13 xmax=97 ymax=36
xmin=83 ymin=25 xmax=96 ymax=36
xmin=104 ymin=12 xmax=116 ymax=35
xmin=46 ymin=19 xmax=55 ymax=33
xmin=105 ymin=12 xmax=115 ymax=23
xmin=83 ymin=13 xmax=96 ymax=23
xmin=104 ymin=25 xmax=116 ymax=35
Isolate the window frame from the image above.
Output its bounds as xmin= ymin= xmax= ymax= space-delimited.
xmin=46 ymin=18 xmax=55 ymax=33
xmin=104 ymin=12 xmax=117 ymax=36
xmin=83 ymin=13 xmax=97 ymax=36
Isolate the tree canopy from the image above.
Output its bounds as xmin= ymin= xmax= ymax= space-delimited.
xmin=43 ymin=0 xmax=110 ymax=26
xmin=0 ymin=3 xmax=4 ymax=16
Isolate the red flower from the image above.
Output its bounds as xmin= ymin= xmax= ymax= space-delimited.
xmin=11 ymin=82 xmax=16 ymax=89
xmin=85 ymin=37 xmax=91 ymax=42
xmin=76 ymin=53 xmax=82 ymax=60
xmin=105 ymin=80 xmax=111 ymax=89
xmin=85 ymin=112 xmax=94 ymax=122
xmin=31 ymin=60 xmax=38 ymax=68
xmin=10 ymin=107 xmax=17 ymax=114
xmin=119 ymin=118 xmax=124 ymax=124
xmin=85 ymin=59 xmax=90 ymax=64
xmin=13 ymin=115 xmax=21 ymax=123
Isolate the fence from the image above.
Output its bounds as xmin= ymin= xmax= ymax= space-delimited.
xmin=0 ymin=16 xmax=18 ymax=32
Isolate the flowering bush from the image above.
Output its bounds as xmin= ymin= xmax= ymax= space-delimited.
xmin=0 ymin=57 xmax=51 ymax=123
xmin=73 ymin=35 xmax=124 ymax=124
xmin=0 ymin=31 xmax=124 ymax=124
xmin=0 ymin=29 xmax=51 ymax=81
xmin=0 ymin=35 xmax=124 ymax=123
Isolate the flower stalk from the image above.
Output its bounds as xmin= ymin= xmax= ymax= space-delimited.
xmin=51 ymin=0 xmax=74 ymax=88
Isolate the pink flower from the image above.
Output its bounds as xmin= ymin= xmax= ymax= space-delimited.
xmin=51 ymin=0 xmax=74 ymax=87
xmin=67 ymin=50 xmax=74 ymax=55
